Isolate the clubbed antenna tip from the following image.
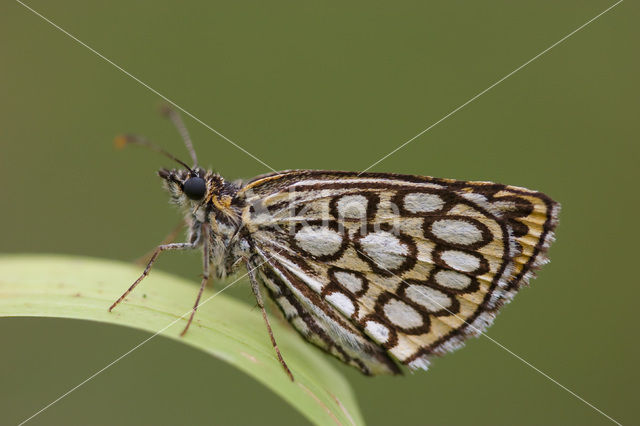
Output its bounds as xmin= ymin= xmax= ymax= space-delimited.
xmin=114 ymin=134 xmax=134 ymax=150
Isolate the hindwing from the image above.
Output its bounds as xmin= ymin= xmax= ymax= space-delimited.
xmin=238 ymin=170 xmax=559 ymax=373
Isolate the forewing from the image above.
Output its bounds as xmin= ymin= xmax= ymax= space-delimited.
xmin=239 ymin=170 xmax=559 ymax=372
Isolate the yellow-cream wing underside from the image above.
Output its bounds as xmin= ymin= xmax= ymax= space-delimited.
xmin=239 ymin=170 xmax=559 ymax=374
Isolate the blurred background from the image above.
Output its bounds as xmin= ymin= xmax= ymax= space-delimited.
xmin=1 ymin=1 xmax=638 ymax=424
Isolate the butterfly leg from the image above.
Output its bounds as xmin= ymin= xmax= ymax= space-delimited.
xmin=180 ymin=224 xmax=211 ymax=336
xmin=134 ymin=220 xmax=186 ymax=266
xmin=109 ymin=240 xmax=198 ymax=312
xmin=247 ymin=263 xmax=294 ymax=381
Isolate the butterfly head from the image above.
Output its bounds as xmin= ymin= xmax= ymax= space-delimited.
xmin=158 ymin=167 xmax=222 ymax=206
xmin=114 ymin=127 xmax=216 ymax=206
xmin=115 ymin=106 xmax=234 ymax=217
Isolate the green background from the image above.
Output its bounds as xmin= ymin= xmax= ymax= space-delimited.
xmin=1 ymin=1 xmax=637 ymax=425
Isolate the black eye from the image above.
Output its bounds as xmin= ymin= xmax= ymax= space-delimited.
xmin=183 ymin=177 xmax=206 ymax=200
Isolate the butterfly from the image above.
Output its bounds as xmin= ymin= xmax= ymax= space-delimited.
xmin=110 ymin=106 xmax=560 ymax=380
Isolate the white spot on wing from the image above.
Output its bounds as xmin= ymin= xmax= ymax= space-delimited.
xmin=336 ymin=195 xmax=368 ymax=219
xmin=325 ymin=292 xmax=355 ymax=317
xmin=406 ymin=285 xmax=452 ymax=312
xmin=431 ymin=219 xmax=483 ymax=245
xmin=440 ymin=250 xmax=480 ymax=273
xmin=403 ymin=193 xmax=444 ymax=213
xmin=434 ymin=270 xmax=472 ymax=290
xmin=334 ymin=271 xmax=364 ymax=294
xmin=294 ymin=225 xmax=343 ymax=257
xmin=383 ymin=299 xmax=423 ymax=328
xmin=365 ymin=321 xmax=390 ymax=343
xmin=360 ymin=231 xmax=408 ymax=270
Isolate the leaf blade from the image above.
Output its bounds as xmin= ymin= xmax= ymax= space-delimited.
xmin=0 ymin=255 xmax=363 ymax=426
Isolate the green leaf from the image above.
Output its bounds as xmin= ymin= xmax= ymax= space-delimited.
xmin=0 ymin=255 xmax=363 ymax=426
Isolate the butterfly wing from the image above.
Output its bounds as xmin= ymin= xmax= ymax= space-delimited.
xmin=238 ymin=170 xmax=559 ymax=373
xmin=248 ymin=254 xmax=401 ymax=375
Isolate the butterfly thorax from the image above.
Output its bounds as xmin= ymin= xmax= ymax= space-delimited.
xmin=159 ymin=167 xmax=246 ymax=278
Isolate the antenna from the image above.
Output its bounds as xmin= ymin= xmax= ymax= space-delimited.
xmin=114 ymin=134 xmax=194 ymax=173
xmin=160 ymin=104 xmax=198 ymax=167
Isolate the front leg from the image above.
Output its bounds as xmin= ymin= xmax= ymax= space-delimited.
xmin=109 ymin=240 xmax=199 ymax=312
xmin=180 ymin=223 xmax=211 ymax=336
xmin=134 ymin=220 xmax=186 ymax=266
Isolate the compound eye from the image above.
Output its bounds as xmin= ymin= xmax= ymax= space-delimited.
xmin=183 ymin=176 xmax=206 ymax=200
